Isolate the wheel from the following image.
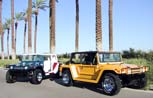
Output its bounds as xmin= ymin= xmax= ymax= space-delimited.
xmin=62 ymin=70 xmax=73 ymax=86
xmin=101 ymin=73 xmax=121 ymax=96
xmin=130 ymin=74 xmax=147 ymax=89
xmin=30 ymin=69 xmax=43 ymax=84
xmin=6 ymin=70 xmax=16 ymax=83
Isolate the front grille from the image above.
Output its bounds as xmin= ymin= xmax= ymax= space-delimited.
xmin=131 ymin=68 xmax=141 ymax=74
xmin=13 ymin=66 xmax=25 ymax=70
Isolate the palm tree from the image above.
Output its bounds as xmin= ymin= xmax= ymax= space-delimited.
xmin=5 ymin=19 xmax=11 ymax=59
xmin=23 ymin=10 xmax=28 ymax=54
xmin=14 ymin=12 xmax=24 ymax=53
xmin=109 ymin=0 xmax=113 ymax=52
xmin=1 ymin=24 xmax=6 ymax=60
xmin=11 ymin=0 xmax=16 ymax=59
xmin=96 ymin=0 xmax=102 ymax=51
xmin=0 ymin=0 xmax=3 ymax=59
xmin=32 ymin=0 xmax=48 ymax=53
xmin=49 ymin=0 xmax=58 ymax=53
xmin=75 ymin=0 xmax=79 ymax=52
xmin=28 ymin=0 xmax=32 ymax=53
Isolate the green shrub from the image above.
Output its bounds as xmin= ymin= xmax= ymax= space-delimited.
xmin=0 ymin=59 xmax=19 ymax=68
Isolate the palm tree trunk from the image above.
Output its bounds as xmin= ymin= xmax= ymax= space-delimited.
xmin=15 ymin=22 xmax=18 ymax=53
xmin=0 ymin=0 xmax=2 ymax=35
xmin=49 ymin=0 xmax=56 ymax=53
xmin=28 ymin=0 xmax=32 ymax=53
xmin=7 ymin=29 xmax=9 ymax=59
xmin=1 ymin=32 xmax=4 ymax=60
xmin=75 ymin=0 xmax=79 ymax=52
xmin=11 ymin=0 xmax=16 ymax=59
xmin=34 ymin=15 xmax=38 ymax=53
xmin=109 ymin=0 xmax=113 ymax=52
xmin=96 ymin=0 xmax=102 ymax=51
xmin=0 ymin=0 xmax=3 ymax=59
xmin=23 ymin=21 xmax=27 ymax=54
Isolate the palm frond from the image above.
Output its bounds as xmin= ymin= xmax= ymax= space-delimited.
xmin=5 ymin=19 xmax=11 ymax=29
xmin=15 ymin=12 xmax=25 ymax=21
xmin=2 ymin=23 xmax=7 ymax=31
xmin=32 ymin=0 xmax=48 ymax=11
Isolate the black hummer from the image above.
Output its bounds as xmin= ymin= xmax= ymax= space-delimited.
xmin=6 ymin=54 xmax=59 ymax=84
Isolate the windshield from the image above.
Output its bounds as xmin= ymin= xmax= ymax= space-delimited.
xmin=99 ymin=53 xmax=121 ymax=63
xmin=21 ymin=55 xmax=44 ymax=61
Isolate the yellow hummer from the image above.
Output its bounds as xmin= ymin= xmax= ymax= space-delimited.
xmin=59 ymin=51 xmax=148 ymax=95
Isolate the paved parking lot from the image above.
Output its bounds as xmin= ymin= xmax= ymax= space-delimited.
xmin=0 ymin=68 xmax=152 ymax=98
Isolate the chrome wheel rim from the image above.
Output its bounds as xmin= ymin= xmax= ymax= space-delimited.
xmin=37 ymin=73 xmax=42 ymax=82
xmin=62 ymin=73 xmax=69 ymax=84
xmin=103 ymin=77 xmax=115 ymax=93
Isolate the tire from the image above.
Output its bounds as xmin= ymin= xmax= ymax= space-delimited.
xmin=30 ymin=69 xmax=43 ymax=84
xmin=6 ymin=70 xmax=16 ymax=83
xmin=62 ymin=70 xmax=73 ymax=86
xmin=101 ymin=73 xmax=121 ymax=96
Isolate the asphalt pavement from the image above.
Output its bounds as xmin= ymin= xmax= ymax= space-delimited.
xmin=0 ymin=68 xmax=152 ymax=98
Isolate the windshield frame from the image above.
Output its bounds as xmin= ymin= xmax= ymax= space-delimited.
xmin=98 ymin=52 xmax=122 ymax=63
xmin=21 ymin=55 xmax=44 ymax=62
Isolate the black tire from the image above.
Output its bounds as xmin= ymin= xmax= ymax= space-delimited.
xmin=101 ymin=73 xmax=121 ymax=96
xmin=62 ymin=70 xmax=73 ymax=86
xmin=30 ymin=69 xmax=43 ymax=84
xmin=6 ymin=70 xmax=16 ymax=83
xmin=130 ymin=74 xmax=147 ymax=89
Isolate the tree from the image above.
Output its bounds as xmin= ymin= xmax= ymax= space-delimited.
xmin=23 ymin=10 xmax=28 ymax=54
xmin=0 ymin=0 xmax=3 ymax=59
xmin=28 ymin=0 xmax=32 ymax=53
xmin=109 ymin=0 xmax=113 ymax=52
xmin=11 ymin=0 xmax=16 ymax=59
xmin=32 ymin=0 xmax=48 ymax=53
xmin=1 ymin=24 xmax=6 ymax=60
xmin=49 ymin=0 xmax=55 ymax=53
xmin=96 ymin=0 xmax=102 ymax=51
xmin=5 ymin=19 xmax=11 ymax=59
xmin=75 ymin=0 xmax=79 ymax=52
xmin=15 ymin=12 xmax=24 ymax=53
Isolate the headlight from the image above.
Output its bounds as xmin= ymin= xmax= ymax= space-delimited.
xmin=10 ymin=66 xmax=13 ymax=69
xmin=24 ymin=66 xmax=28 ymax=70
xmin=121 ymin=68 xmax=131 ymax=74
xmin=23 ymin=62 xmax=26 ymax=66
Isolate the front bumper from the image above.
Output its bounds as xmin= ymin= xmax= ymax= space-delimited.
xmin=119 ymin=73 xmax=146 ymax=86
xmin=9 ymin=67 xmax=34 ymax=78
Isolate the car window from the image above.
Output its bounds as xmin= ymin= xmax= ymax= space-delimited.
xmin=99 ymin=53 xmax=121 ymax=62
xmin=71 ymin=54 xmax=81 ymax=64
xmin=81 ymin=53 xmax=96 ymax=65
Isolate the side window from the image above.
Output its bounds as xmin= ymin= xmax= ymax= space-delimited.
xmin=93 ymin=56 xmax=97 ymax=65
xmin=82 ymin=54 xmax=91 ymax=65
xmin=71 ymin=54 xmax=81 ymax=64
xmin=44 ymin=56 xmax=50 ymax=61
xmin=82 ymin=53 xmax=96 ymax=65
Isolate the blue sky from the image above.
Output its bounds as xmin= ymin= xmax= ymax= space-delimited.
xmin=1 ymin=0 xmax=153 ymax=54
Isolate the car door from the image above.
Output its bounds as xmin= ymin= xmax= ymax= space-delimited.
xmin=43 ymin=56 xmax=51 ymax=75
xmin=78 ymin=53 xmax=100 ymax=80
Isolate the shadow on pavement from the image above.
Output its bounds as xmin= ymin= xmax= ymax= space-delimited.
xmin=54 ymin=78 xmax=104 ymax=95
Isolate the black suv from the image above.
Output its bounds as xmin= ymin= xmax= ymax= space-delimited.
xmin=6 ymin=54 xmax=59 ymax=84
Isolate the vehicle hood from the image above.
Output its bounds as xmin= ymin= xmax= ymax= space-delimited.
xmin=121 ymin=63 xmax=141 ymax=68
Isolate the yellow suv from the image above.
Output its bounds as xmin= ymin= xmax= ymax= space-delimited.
xmin=59 ymin=51 xmax=148 ymax=95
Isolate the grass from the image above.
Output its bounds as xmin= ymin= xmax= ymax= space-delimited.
xmin=58 ymin=58 xmax=69 ymax=64
xmin=0 ymin=59 xmax=19 ymax=68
